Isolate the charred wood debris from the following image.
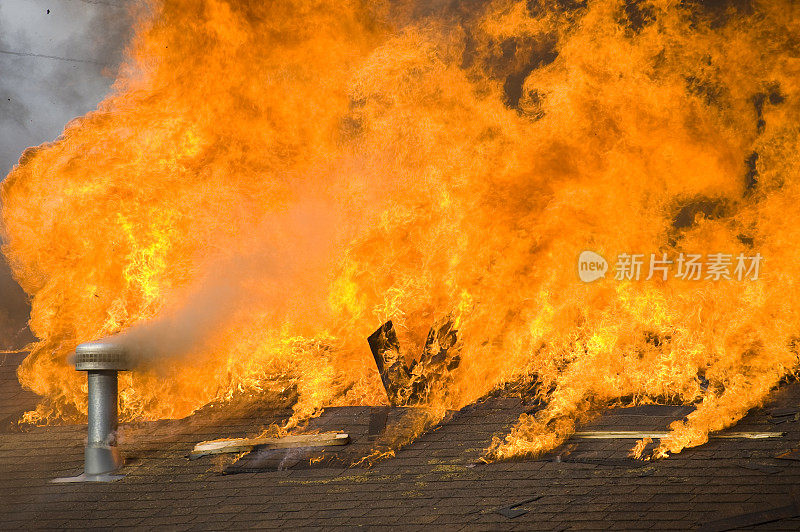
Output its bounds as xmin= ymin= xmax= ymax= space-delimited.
xmin=368 ymin=316 xmax=461 ymax=407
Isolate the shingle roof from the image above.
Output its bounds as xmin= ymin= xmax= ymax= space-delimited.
xmin=2 ymin=352 xmax=800 ymax=530
xmin=0 ymin=352 xmax=38 ymax=428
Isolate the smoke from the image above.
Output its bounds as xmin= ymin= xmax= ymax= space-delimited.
xmin=0 ymin=0 xmax=135 ymax=349
xmin=114 ymin=195 xmax=351 ymax=370
xmin=0 ymin=0 xmax=133 ymax=178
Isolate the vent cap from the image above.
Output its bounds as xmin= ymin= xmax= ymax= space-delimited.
xmin=75 ymin=340 xmax=130 ymax=371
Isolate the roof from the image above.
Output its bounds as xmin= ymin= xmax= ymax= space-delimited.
xmin=2 ymin=351 xmax=800 ymax=530
xmin=0 ymin=352 xmax=38 ymax=427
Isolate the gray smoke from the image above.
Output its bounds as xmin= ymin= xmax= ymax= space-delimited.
xmin=0 ymin=0 xmax=134 ymax=178
xmin=0 ymin=0 xmax=135 ymax=348
xmin=113 ymin=197 xmax=344 ymax=370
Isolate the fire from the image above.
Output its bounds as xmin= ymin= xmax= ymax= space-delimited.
xmin=2 ymin=0 xmax=800 ymax=461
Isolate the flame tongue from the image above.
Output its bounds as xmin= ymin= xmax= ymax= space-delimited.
xmin=2 ymin=0 xmax=800 ymax=460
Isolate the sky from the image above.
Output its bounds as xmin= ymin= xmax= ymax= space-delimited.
xmin=0 ymin=0 xmax=133 ymax=178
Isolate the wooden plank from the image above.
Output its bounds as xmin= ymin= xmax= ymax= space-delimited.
xmin=190 ymin=432 xmax=350 ymax=458
xmin=368 ymin=321 xmax=413 ymax=406
xmin=367 ymin=318 xmax=461 ymax=407
xmin=572 ymin=431 xmax=784 ymax=440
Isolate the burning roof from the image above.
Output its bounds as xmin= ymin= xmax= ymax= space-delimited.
xmin=2 ymin=0 xmax=800 ymax=466
xmin=3 ymin=351 xmax=800 ymax=529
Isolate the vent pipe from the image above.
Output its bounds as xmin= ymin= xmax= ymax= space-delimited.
xmin=70 ymin=340 xmax=130 ymax=481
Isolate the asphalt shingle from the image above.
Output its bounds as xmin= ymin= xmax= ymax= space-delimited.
xmin=2 ymin=352 xmax=800 ymax=530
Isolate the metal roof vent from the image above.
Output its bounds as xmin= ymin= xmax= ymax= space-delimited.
xmin=54 ymin=340 xmax=131 ymax=483
xmin=75 ymin=341 xmax=130 ymax=371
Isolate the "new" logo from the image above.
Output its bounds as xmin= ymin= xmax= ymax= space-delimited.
xmin=578 ymin=250 xmax=608 ymax=283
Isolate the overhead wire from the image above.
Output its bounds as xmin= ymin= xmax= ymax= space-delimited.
xmin=0 ymin=0 xmax=134 ymax=65
xmin=67 ymin=0 xmax=129 ymax=8
xmin=0 ymin=48 xmax=109 ymax=66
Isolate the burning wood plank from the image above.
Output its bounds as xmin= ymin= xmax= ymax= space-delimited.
xmin=413 ymin=316 xmax=462 ymax=400
xmin=368 ymin=317 xmax=461 ymax=406
xmin=572 ymin=430 xmax=784 ymax=440
xmin=368 ymin=321 xmax=414 ymax=406
xmin=190 ymin=432 xmax=350 ymax=458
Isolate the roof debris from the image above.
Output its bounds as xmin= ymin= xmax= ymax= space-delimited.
xmin=367 ymin=317 xmax=460 ymax=406
xmin=572 ymin=430 xmax=784 ymax=440
xmin=189 ymin=432 xmax=350 ymax=458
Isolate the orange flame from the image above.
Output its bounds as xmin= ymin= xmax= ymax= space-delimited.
xmin=2 ymin=0 xmax=800 ymax=461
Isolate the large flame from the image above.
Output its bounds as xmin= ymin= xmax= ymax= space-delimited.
xmin=2 ymin=0 xmax=800 ymax=460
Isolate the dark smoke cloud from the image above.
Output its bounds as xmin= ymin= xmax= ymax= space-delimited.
xmin=0 ymin=0 xmax=135 ymax=348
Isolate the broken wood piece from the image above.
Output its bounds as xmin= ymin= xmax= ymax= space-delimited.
xmin=419 ymin=317 xmax=461 ymax=374
xmin=367 ymin=316 xmax=461 ymax=406
xmin=410 ymin=316 xmax=462 ymax=403
xmin=190 ymin=433 xmax=350 ymax=458
xmin=572 ymin=431 xmax=784 ymax=440
xmin=368 ymin=321 xmax=414 ymax=406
